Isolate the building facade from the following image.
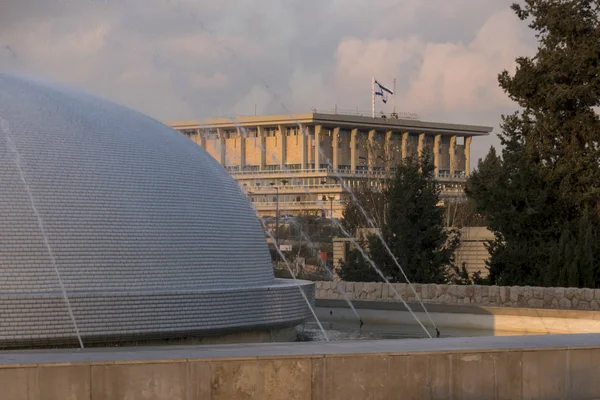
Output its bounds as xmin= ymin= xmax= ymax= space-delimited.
xmin=167 ymin=112 xmax=492 ymax=218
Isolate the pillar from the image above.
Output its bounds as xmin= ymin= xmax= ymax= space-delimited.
xmin=367 ymin=130 xmax=376 ymax=171
xmin=417 ymin=133 xmax=425 ymax=158
xmin=314 ymin=124 xmax=322 ymax=170
xmin=299 ymin=124 xmax=307 ymax=170
xmin=401 ymin=132 xmax=409 ymax=160
xmin=332 ymin=127 xmax=340 ymax=170
xmin=449 ymin=135 xmax=457 ymax=177
xmin=278 ymin=125 xmax=286 ymax=169
xmin=433 ymin=134 xmax=441 ymax=176
xmin=350 ymin=128 xmax=358 ymax=172
xmin=216 ymin=128 xmax=226 ymax=166
xmin=385 ymin=131 xmax=392 ymax=175
xmin=237 ymin=127 xmax=246 ymax=170
xmin=198 ymin=129 xmax=206 ymax=149
xmin=464 ymin=136 xmax=472 ymax=176
xmin=257 ymin=126 xmax=266 ymax=170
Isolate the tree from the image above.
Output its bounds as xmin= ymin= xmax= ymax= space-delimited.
xmin=339 ymin=153 xmax=460 ymax=283
xmin=467 ymin=0 xmax=600 ymax=288
xmin=341 ymin=181 xmax=388 ymax=236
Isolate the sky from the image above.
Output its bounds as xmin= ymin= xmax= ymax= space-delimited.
xmin=0 ymin=0 xmax=537 ymax=168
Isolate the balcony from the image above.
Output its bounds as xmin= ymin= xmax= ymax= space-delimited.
xmin=228 ymin=167 xmax=467 ymax=182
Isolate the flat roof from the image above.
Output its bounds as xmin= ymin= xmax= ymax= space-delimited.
xmin=165 ymin=112 xmax=493 ymax=137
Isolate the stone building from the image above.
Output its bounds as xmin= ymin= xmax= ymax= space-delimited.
xmin=167 ymin=112 xmax=492 ymax=218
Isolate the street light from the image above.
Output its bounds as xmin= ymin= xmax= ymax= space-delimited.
xmin=270 ymin=180 xmax=289 ymax=264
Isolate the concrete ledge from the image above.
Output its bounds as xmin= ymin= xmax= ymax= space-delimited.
xmin=1 ymin=335 xmax=600 ymax=399
xmin=316 ymin=298 xmax=600 ymax=319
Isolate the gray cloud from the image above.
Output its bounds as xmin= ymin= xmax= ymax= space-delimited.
xmin=0 ymin=0 xmax=536 ymax=166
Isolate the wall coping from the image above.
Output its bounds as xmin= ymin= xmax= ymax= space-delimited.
xmin=1 ymin=334 xmax=600 ymax=368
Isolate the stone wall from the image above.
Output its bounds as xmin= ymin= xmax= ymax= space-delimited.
xmin=315 ymin=281 xmax=600 ymax=311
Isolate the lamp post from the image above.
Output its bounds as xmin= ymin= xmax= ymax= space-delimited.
xmin=270 ymin=181 xmax=279 ymax=265
xmin=328 ymin=196 xmax=334 ymax=220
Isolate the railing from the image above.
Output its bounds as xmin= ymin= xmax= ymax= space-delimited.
xmin=251 ymin=200 xmax=344 ymax=209
xmin=229 ymin=167 xmax=467 ymax=181
xmin=312 ymin=107 xmax=421 ymax=121
xmin=243 ymin=184 xmax=344 ymax=191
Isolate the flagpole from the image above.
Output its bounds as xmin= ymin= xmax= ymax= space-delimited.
xmin=372 ymin=77 xmax=375 ymax=118
xmin=393 ymin=78 xmax=397 ymax=115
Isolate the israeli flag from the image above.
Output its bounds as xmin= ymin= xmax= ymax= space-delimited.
xmin=374 ymin=79 xmax=394 ymax=104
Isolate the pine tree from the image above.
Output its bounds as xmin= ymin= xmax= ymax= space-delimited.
xmin=467 ymin=0 xmax=600 ymax=288
xmin=376 ymin=154 xmax=459 ymax=283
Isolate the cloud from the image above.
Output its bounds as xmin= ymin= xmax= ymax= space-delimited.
xmin=0 ymin=0 xmax=536 ymax=167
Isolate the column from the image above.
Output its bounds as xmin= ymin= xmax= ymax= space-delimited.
xmin=350 ymin=129 xmax=358 ymax=172
xmin=216 ymin=128 xmax=226 ymax=166
xmin=237 ymin=127 xmax=246 ymax=170
xmin=449 ymin=135 xmax=457 ymax=177
xmin=367 ymin=130 xmax=376 ymax=171
xmin=332 ymin=127 xmax=340 ymax=170
xmin=198 ymin=129 xmax=206 ymax=149
xmin=401 ymin=132 xmax=409 ymax=160
xmin=417 ymin=133 xmax=425 ymax=158
xmin=299 ymin=124 xmax=307 ymax=170
xmin=278 ymin=125 xmax=286 ymax=169
xmin=433 ymin=134 xmax=441 ymax=176
xmin=385 ymin=131 xmax=392 ymax=175
xmin=257 ymin=126 xmax=266 ymax=170
xmin=464 ymin=136 xmax=472 ymax=176
xmin=314 ymin=124 xmax=322 ymax=170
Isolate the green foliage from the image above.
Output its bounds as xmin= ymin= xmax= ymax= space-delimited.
xmin=339 ymin=154 xmax=460 ymax=283
xmin=467 ymin=0 xmax=600 ymax=288
xmin=336 ymin=239 xmax=383 ymax=282
xmin=341 ymin=181 xmax=388 ymax=236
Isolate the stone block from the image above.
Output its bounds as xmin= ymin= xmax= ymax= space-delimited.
xmin=489 ymin=286 xmax=500 ymax=302
xmin=322 ymin=355 xmax=406 ymax=399
xmin=565 ymin=287 xmax=578 ymax=300
xmin=452 ymin=353 xmax=495 ymax=400
xmin=527 ymin=298 xmax=544 ymax=308
xmin=258 ymin=358 xmax=311 ymax=400
xmin=500 ymin=286 xmax=509 ymax=303
xmin=315 ymin=282 xmax=324 ymax=290
xmin=522 ymin=350 xmax=567 ymax=400
xmin=558 ymin=298 xmax=571 ymax=309
xmin=595 ymin=289 xmax=600 ymax=301
xmin=91 ymin=362 xmax=187 ymax=400
xmin=210 ymin=360 xmax=258 ymax=400
xmin=38 ymin=366 xmax=90 ymax=400
xmin=568 ymin=349 xmax=600 ymax=399
xmin=456 ymin=285 xmax=467 ymax=299
xmin=533 ymin=287 xmax=544 ymax=299
xmin=311 ymin=358 xmax=325 ymax=400
xmin=345 ymin=282 xmax=354 ymax=292
xmin=555 ymin=287 xmax=565 ymax=299
xmin=522 ymin=286 xmax=533 ymax=299
xmin=509 ymin=286 xmax=520 ymax=302
xmin=584 ymin=288 xmax=594 ymax=302
xmin=493 ymin=351 xmax=523 ymax=400
xmin=0 ymin=367 xmax=38 ymax=400
xmin=427 ymin=354 xmax=452 ymax=399
xmin=466 ymin=286 xmax=474 ymax=299
xmin=576 ymin=300 xmax=590 ymax=310
xmin=187 ymin=362 xmax=212 ymax=400
xmin=436 ymin=284 xmax=448 ymax=297
xmin=551 ymin=298 xmax=559 ymax=308
xmin=382 ymin=283 xmax=389 ymax=299
xmin=572 ymin=298 xmax=579 ymax=308
xmin=591 ymin=300 xmax=600 ymax=310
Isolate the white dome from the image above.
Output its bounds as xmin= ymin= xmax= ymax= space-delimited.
xmin=0 ymin=74 xmax=312 ymax=347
